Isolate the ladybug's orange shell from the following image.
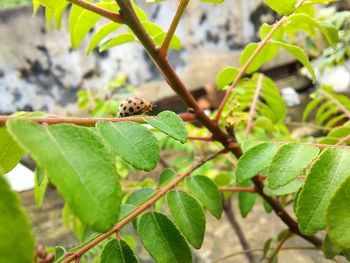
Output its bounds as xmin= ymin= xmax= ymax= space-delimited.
xmin=118 ymin=97 xmax=152 ymax=117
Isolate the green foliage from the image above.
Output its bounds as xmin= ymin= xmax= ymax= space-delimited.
xmin=0 ymin=176 xmax=34 ymax=263
xmin=185 ymin=175 xmax=223 ymax=219
xmin=0 ymin=0 xmax=31 ymax=9
xmin=267 ymin=143 xmax=319 ymax=189
xmin=145 ymin=111 xmax=188 ymax=143
xmin=137 ymin=212 xmax=192 ymax=263
xmin=100 ymin=239 xmax=139 ymax=263
xmin=166 ymin=190 xmax=206 ymax=249
xmin=0 ymin=127 xmax=25 ymax=175
xmin=296 ymin=148 xmax=350 ymax=235
xmin=7 ymin=120 xmax=122 ymax=232
xmin=236 ymin=142 xmax=279 ymax=183
xmin=97 ymin=121 xmax=160 ymax=171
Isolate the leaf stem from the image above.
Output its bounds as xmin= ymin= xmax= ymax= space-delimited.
xmin=244 ymin=74 xmax=264 ymax=139
xmin=63 ymin=149 xmax=228 ymax=262
xmin=66 ymin=0 xmax=124 ymax=24
xmin=0 ymin=113 xmax=196 ymax=127
xmin=187 ymin=136 xmax=214 ymax=141
xmin=267 ymin=231 xmax=293 ymax=263
xmin=214 ymin=0 xmax=307 ymax=122
xmin=320 ymin=90 xmax=350 ymax=119
xmin=159 ymin=0 xmax=190 ymax=57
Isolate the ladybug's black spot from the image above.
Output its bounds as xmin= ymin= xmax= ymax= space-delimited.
xmin=129 ymin=107 xmax=134 ymax=112
xmin=120 ymin=103 xmax=123 ymax=107
xmin=141 ymin=101 xmax=144 ymax=104
xmin=133 ymin=103 xmax=137 ymax=105
xmin=128 ymin=100 xmax=132 ymax=104
xmin=124 ymin=112 xmax=129 ymax=116
xmin=123 ymin=106 xmax=127 ymax=110
xmin=137 ymin=106 xmax=141 ymax=109
xmin=119 ymin=112 xmax=123 ymax=117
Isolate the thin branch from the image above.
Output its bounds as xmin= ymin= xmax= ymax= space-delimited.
xmin=252 ymin=177 xmax=322 ymax=247
xmin=159 ymin=0 xmax=190 ymax=57
xmin=212 ymin=246 xmax=320 ymax=263
xmin=267 ymin=231 xmax=293 ymax=263
xmin=214 ymin=0 xmax=307 ymax=122
xmin=244 ymin=74 xmax=264 ymax=139
xmin=286 ymin=121 xmax=332 ymax=131
xmin=66 ymin=0 xmax=124 ymax=24
xmin=221 ymin=187 xmax=256 ymax=193
xmin=0 ymin=113 xmax=196 ymax=127
xmin=188 ymin=136 xmax=214 ymax=142
xmin=336 ymin=134 xmax=350 ymax=146
xmin=223 ymin=200 xmax=256 ymax=263
xmin=321 ymin=90 xmax=350 ymax=119
xmin=63 ymin=149 xmax=228 ymax=262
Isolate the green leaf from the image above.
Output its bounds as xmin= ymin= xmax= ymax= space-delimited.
xmin=7 ymin=120 xmax=122 ymax=232
xmin=167 ymin=190 xmax=206 ymax=249
xmin=69 ymin=2 xmax=99 ymax=49
xmin=267 ymin=143 xmax=319 ymax=189
xmin=264 ymin=178 xmax=304 ymax=196
xmin=159 ymin=168 xmax=176 ymax=187
xmin=238 ymin=180 xmax=257 ymax=217
xmin=303 ymin=97 xmax=324 ymax=121
xmin=153 ymin=32 xmax=182 ymax=51
xmin=146 ymin=111 xmax=187 ymax=143
xmin=137 ymin=212 xmax=192 ymax=263
xmin=264 ymin=0 xmax=297 ymax=15
xmin=287 ymin=13 xmax=339 ymax=47
xmin=97 ymin=121 xmax=160 ymax=171
xmin=87 ymin=22 xmax=122 ymax=54
xmin=99 ymin=33 xmax=136 ymax=52
xmin=0 ymin=175 xmax=34 ymax=263
xmin=322 ymin=234 xmax=342 ymax=259
xmin=55 ymin=246 xmax=66 ymax=261
xmin=100 ymin=239 xmax=139 ymax=263
xmin=236 ymin=142 xmax=280 ymax=183
xmin=270 ymin=40 xmax=316 ymax=82
xmin=38 ymin=0 xmax=64 ymax=9
xmin=326 ymin=175 xmax=350 ymax=249
xmin=185 ymin=175 xmax=222 ymax=219
xmin=296 ymin=148 xmax=350 ymax=235
xmin=216 ymin=66 xmax=239 ymax=90
xmin=0 ymin=127 xmax=25 ymax=175
xmin=240 ymin=43 xmax=280 ymax=73
xmin=34 ymin=167 xmax=49 ymax=207
xmin=126 ymin=188 xmax=155 ymax=206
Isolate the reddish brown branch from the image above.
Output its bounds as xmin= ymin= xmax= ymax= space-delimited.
xmin=244 ymin=74 xmax=264 ymax=139
xmin=63 ymin=149 xmax=228 ymax=262
xmin=67 ymin=0 xmax=124 ymax=24
xmin=321 ymin=90 xmax=350 ymax=119
xmin=221 ymin=187 xmax=256 ymax=193
xmin=0 ymin=113 xmax=196 ymax=127
xmin=188 ymin=136 xmax=214 ymax=141
xmin=159 ymin=0 xmax=190 ymax=57
xmin=336 ymin=134 xmax=350 ymax=146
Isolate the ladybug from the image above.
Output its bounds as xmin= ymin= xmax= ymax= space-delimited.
xmin=117 ymin=97 xmax=153 ymax=117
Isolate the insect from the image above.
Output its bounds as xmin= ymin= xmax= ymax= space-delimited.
xmin=117 ymin=97 xmax=153 ymax=117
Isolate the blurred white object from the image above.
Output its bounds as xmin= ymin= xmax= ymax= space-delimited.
xmin=320 ymin=65 xmax=350 ymax=93
xmin=281 ymin=87 xmax=301 ymax=107
xmin=5 ymin=164 xmax=34 ymax=192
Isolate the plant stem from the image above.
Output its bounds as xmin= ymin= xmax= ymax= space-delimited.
xmin=212 ymin=246 xmax=320 ymax=263
xmin=66 ymin=0 xmax=124 ymax=23
xmin=252 ymin=177 xmax=321 ymax=247
xmin=223 ymin=200 xmax=256 ymax=263
xmin=267 ymin=231 xmax=293 ymax=263
xmin=221 ymin=187 xmax=256 ymax=192
xmin=159 ymin=0 xmax=190 ymax=57
xmin=188 ymin=136 xmax=214 ymax=141
xmin=0 ymin=113 xmax=196 ymax=127
xmin=63 ymin=149 xmax=228 ymax=262
xmin=244 ymin=74 xmax=264 ymax=139
xmin=214 ymin=0 xmax=307 ymax=122
xmin=336 ymin=134 xmax=350 ymax=145
xmin=115 ymin=0 xmax=322 ymax=250
xmin=321 ymin=90 xmax=350 ymax=119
